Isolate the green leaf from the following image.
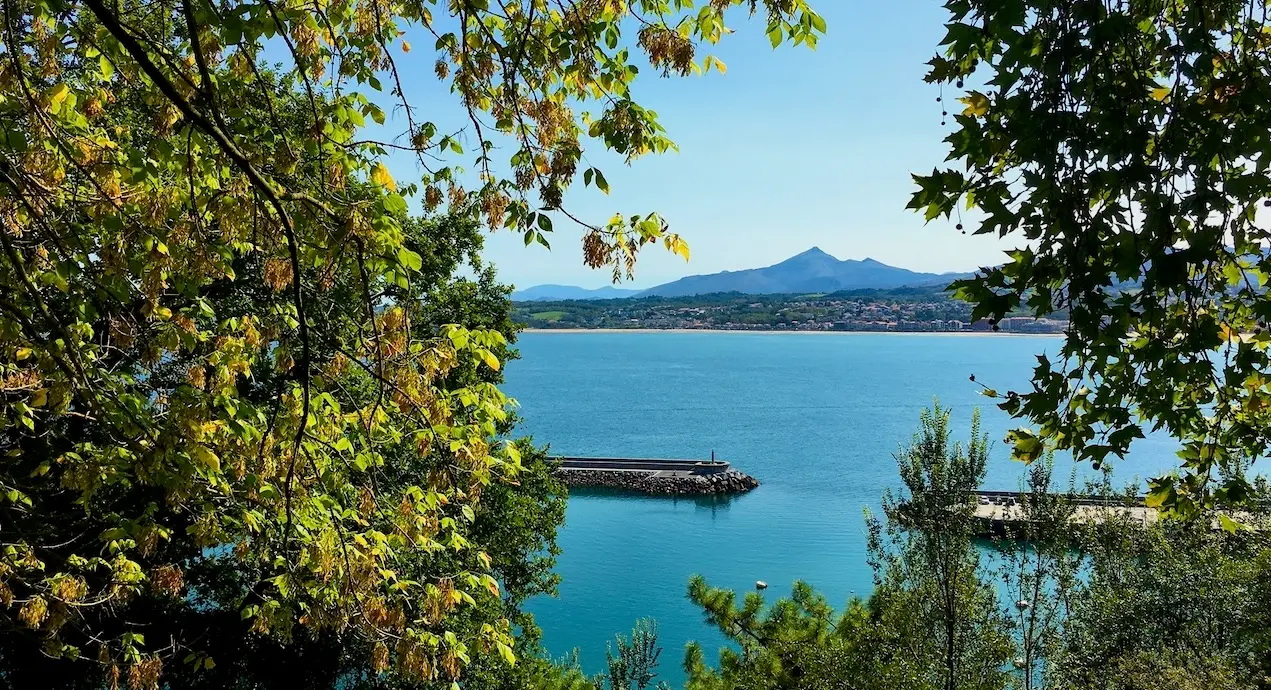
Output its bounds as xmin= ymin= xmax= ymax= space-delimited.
xmin=496 ymin=641 xmax=516 ymax=665
xmin=767 ymin=24 xmax=782 ymax=48
xmin=397 ymin=247 xmax=423 ymax=272
xmin=384 ymin=192 xmax=408 ymax=214
xmin=810 ymin=12 xmax=827 ymax=33
xmin=1218 ymin=514 xmax=1244 ymax=533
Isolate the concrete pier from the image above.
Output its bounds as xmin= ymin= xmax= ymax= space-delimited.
xmin=552 ymin=456 xmax=758 ymax=496
xmin=970 ymin=490 xmax=1262 ymax=536
xmin=971 ymin=491 xmax=1154 ymax=536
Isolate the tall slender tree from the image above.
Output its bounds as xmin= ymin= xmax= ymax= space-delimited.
xmin=994 ymin=457 xmax=1080 ymax=690
xmin=867 ymin=403 xmax=1011 ymax=690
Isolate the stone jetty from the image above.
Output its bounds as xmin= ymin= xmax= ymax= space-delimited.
xmin=969 ymin=490 xmax=1267 ymax=536
xmin=553 ymin=457 xmax=759 ymax=496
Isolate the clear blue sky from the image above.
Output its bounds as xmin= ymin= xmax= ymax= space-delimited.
xmin=387 ymin=1 xmax=1012 ymax=290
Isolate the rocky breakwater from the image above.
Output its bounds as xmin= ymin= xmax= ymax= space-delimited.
xmin=554 ymin=468 xmax=760 ymax=496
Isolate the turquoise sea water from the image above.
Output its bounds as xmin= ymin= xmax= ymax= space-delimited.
xmin=502 ymin=332 xmax=1180 ymax=685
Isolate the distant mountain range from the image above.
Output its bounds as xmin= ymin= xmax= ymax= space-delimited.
xmin=511 ymin=248 xmax=970 ymax=301
xmin=510 ymin=284 xmax=643 ymax=301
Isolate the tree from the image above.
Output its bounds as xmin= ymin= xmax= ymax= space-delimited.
xmin=912 ymin=0 xmax=1271 ymax=512
xmin=867 ymin=403 xmax=1011 ymax=690
xmin=992 ymin=456 xmax=1080 ymax=690
xmin=685 ymin=578 xmax=901 ymax=690
xmin=593 ymin=619 xmax=670 ymax=690
xmin=0 ymin=209 xmax=568 ymax=690
xmin=0 ymin=0 xmax=824 ymax=685
xmin=1046 ymin=510 xmax=1271 ymax=690
xmin=524 ymin=620 xmax=670 ymax=690
xmin=683 ymin=405 xmax=1011 ymax=690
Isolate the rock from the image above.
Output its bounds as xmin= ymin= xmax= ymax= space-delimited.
xmin=553 ymin=467 xmax=760 ymax=496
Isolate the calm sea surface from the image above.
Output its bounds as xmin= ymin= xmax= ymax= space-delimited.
xmin=503 ymin=332 xmax=1180 ymax=684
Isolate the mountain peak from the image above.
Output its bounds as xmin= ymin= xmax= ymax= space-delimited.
xmin=776 ymin=247 xmax=840 ymax=268
xmin=637 ymin=249 xmax=968 ymax=298
xmin=794 ymin=246 xmax=835 ymax=260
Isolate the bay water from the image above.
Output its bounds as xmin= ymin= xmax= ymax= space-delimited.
xmin=503 ymin=332 xmax=1180 ymax=685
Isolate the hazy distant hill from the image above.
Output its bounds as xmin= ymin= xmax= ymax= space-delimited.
xmin=511 ymin=284 xmax=642 ymax=301
xmin=636 ymin=247 xmax=967 ymax=298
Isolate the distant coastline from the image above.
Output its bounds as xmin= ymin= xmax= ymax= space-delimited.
xmin=522 ymin=328 xmax=1062 ymax=337
xmin=512 ymin=287 xmax=1069 ymax=334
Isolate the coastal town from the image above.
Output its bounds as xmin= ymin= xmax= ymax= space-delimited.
xmin=514 ymin=290 xmax=1070 ymax=333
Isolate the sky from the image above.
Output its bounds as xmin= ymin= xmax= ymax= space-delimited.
xmin=384 ymin=1 xmax=1014 ymax=290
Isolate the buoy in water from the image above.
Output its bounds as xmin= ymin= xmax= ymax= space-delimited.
xmin=755 ymin=580 xmax=768 ymax=590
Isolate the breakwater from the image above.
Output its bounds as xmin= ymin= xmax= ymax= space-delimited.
xmin=970 ymin=490 xmax=1266 ymax=536
xmin=971 ymin=491 xmax=1153 ymax=537
xmin=553 ymin=457 xmax=759 ymax=496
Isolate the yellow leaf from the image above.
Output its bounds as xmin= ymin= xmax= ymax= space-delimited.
xmin=31 ymin=389 xmax=47 ymax=408
xmin=484 ymin=576 xmax=499 ymax=597
xmin=668 ymin=235 xmax=690 ymax=262
xmin=960 ymin=92 xmax=989 ymax=117
xmin=15 ymin=347 xmax=32 ymax=361
xmin=401 ymin=40 xmax=411 ymax=53
xmin=191 ymin=445 xmax=221 ymax=473
xmin=370 ymin=162 xmax=395 ymax=191
xmin=481 ymin=349 xmax=500 ymax=371
xmin=1150 ymin=86 xmax=1170 ymax=102
xmin=47 ymin=83 xmax=69 ymax=106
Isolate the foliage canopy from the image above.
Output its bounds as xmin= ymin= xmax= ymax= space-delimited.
xmin=912 ymin=0 xmax=1271 ymax=512
xmin=0 ymin=0 xmax=823 ymax=685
